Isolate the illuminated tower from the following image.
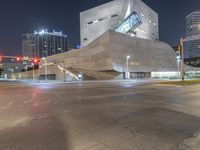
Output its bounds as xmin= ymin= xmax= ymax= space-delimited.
xmin=22 ymin=29 xmax=68 ymax=58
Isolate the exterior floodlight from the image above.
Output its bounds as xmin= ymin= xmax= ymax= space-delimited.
xmin=39 ymin=30 xmax=45 ymax=35
xmin=176 ymin=56 xmax=180 ymax=59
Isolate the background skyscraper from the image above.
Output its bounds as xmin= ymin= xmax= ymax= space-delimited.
xmin=185 ymin=11 xmax=200 ymax=58
xmin=22 ymin=29 xmax=68 ymax=58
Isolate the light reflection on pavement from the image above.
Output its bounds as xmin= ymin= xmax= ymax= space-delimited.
xmin=0 ymin=80 xmax=200 ymax=150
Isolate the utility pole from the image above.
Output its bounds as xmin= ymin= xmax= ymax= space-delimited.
xmin=32 ymin=64 xmax=35 ymax=80
xmin=42 ymin=58 xmax=48 ymax=81
xmin=180 ymin=38 xmax=185 ymax=81
xmin=126 ymin=56 xmax=130 ymax=79
xmin=25 ymin=66 xmax=28 ymax=80
xmin=62 ymin=60 xmax=66 ymax=82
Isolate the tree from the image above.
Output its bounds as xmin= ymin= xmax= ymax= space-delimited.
xmin=0 ymin=68 xmax=4 ymax=76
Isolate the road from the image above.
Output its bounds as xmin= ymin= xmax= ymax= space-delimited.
xmin=0 ymin=80 xmax=200 ymax=150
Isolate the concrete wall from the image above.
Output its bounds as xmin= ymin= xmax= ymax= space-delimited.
xmin=44 ymin=31 xmax=177 ymax=80
xmin=10 ymin=65 xmax=77 ymax=81
xmin=80 ymin=0 xmax=158 ymax=47
xmin=47 ymin=31 xmax=113 ymax=71
xmin=109 ymin=31 xmax=177 ymax=72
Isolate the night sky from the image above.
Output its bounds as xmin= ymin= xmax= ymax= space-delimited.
xmin=0 ymin=0 xmax=199 ymax=56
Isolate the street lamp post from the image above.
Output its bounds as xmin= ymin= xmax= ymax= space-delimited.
xmin=25 ymin=66 xmax=28 ymax=80
xmin=126 ymin=55 xmax=130 ymax=79
xmin=176 ymin=56 xmax=181 ymax=78
xmin=32 ymin=63 xmax=35 ymax=80
xmin=180 ymin=38 xmax=185 ymax=81
xmin=63 ymin=61 xmax=66 ymax=82
xmin=42 ymin=58 xmax=48 ymax=81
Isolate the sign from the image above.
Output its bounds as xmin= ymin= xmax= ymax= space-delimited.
xmin=22 ymin=56 xmax=29 ymax=61
xmin=184 ymin=34 xmax=200 ymax=42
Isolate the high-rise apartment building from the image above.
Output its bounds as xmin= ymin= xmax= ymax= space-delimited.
xmin=185 ymin=11 xmax=200 ymax=58
xmin=22 ymin=30 xmax=68 ymax=58
xmin=22 ymin=34 xmax=36 ymax=58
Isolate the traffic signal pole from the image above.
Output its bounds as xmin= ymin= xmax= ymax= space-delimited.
xmin=32 ymin=64 xmax=35 ymax=80
xmin=0 ymin=55 xmax=39 ymax=80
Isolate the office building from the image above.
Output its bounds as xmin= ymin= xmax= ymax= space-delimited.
xmin=185 ymin=11 xmax=200 ymax=58
xmin=22 ymin=34 xmax=36 ymax=58
xmin=22 ymin=30 xmax=68 ymax=58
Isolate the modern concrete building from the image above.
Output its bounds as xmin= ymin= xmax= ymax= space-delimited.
xmin=22 ymin=29 xmax=68 ymax=58
xmin=80 ymin=0 xmax=158 ymax=47
xmin=35 ymin=0 xmax=200 ymax=81
xmin=43 ymin=31 xmax=178 ymax=80
xmin=185 ymin=11 xmax=200 ymax=58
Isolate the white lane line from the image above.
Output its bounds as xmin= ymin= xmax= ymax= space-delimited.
xmin=39 ymin=92 xmax=61 ymax=104
xmin=30 ymin=93 xmax=36 ymax=102
xmin=52 ymin=92 xmax=61 ymax=104
xmin=23 ymin=93 xmax=37 ymax=104
xmin=179 ymin=132 xmax=200 ymax=150
xmin=0 ymin=101 xmax=14 ymax=110
xmin=53 ymin=92 xmax=61 ymax=100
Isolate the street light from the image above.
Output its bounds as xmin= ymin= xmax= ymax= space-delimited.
xmin=31 ymin=63 xmax=35 ymax=80
xmin=126 ymin=55 xmax=130 ymax=79
xmin=63 ymin=61 xmax=66 ymax=82
xmin=25 ymin=66 xmax=28 ymax=80
xmin=176 ymin=55 xmax=181 ymax=78
xmin=42 ymin=57 xmax=47 ymax=81
xmin=180 ymin=38 xmax=185 ymax=81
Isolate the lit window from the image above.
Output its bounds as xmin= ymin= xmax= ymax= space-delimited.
xmin=93 ymin=20 xmax=99 ymax=23
xmin=88 ymin=18 xmax=105 ymax=25
xmin=115 ymin=11 xmax=142 ymax=34
xmin=140 ymin=13 xmax=145 ymax=17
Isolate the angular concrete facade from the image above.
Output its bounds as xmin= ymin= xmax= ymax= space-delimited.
xmin=44 ymin=31 xmax=177 ymax=80
xmin=37 ymin=0 xmax=178 ymax=80
xmin=80 ymin=0 xmax=159 ymax=47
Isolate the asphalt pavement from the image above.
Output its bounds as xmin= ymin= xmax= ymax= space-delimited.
xmin=0 ymin=80 xmax=200 ymax=150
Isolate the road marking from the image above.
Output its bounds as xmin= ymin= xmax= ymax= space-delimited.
xmin=53 ymin=92 xmax=61 ymax=100
xmin=30 ymin=93 xmax=36 ymax=102
xmin=23 ymin=93 xmax=37 ymax=104
xmin=52 ymin=92 xmax=61 ymax=104
xmin=0 ymin=101 xmax=14 ymax=110
xmin=179 ymin=132 xmax=200 ymax=150
xmin=78 ymin=91 xmax=142 ymax=100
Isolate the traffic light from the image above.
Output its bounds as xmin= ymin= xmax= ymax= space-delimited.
xmin=33 ymin=58 xmax=39 ymax=64
xmin=16 ymin=57 xmax=20 ymax=61
xmin=177 ymin=45 xmax=181 ymax=52
xmin=177 ymin=45 xmax=182 ymax=55
xmin=34 ymin=58 xmax=38 ymax=63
